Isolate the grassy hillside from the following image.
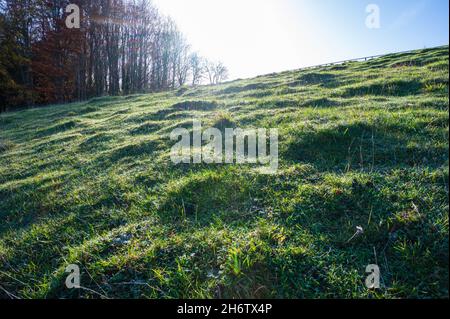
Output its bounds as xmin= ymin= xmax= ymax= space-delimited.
xmin=0 ymin=46 xmax=448 ymax=299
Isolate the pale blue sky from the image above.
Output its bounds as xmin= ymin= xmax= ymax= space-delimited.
xmin=153 ymin=0 xmax=449 ymax=80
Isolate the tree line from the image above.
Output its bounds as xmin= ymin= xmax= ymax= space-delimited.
xmin=0 ymin=0 xmax=228 ymax=113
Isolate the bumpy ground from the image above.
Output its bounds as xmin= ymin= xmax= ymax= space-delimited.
xmin=0 ymin=46 xmax=448 ymax=298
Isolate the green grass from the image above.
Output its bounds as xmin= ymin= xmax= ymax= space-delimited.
xmin=0 ymin=46 xmax=448 ymax=299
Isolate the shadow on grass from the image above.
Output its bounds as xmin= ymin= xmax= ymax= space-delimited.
xmin=129 ymin=121 xmax=163 ymax=135
xmin=297 ymin=72 xmax=336 ymax=85
xmin=35 ymin=120 xmax=81 ymax=138
xmin=171 ymin=100 xmax=220 ymax=111
xmin=340 ymin=79 xmax=423 ymax=97
xmin=283 ymin=121 xmax=448 ymax=171
xmin=79 ymin=133 xmax=115 ymax=152
xmin=218 ymin=83 xmax=271 ymax=95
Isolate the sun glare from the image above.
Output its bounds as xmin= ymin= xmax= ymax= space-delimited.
xmin=153 ymin=0 xmax=317 ymax=79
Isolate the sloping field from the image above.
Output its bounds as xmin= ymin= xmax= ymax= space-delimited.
xmin=0 ymin=46 xmax=448 ymax=299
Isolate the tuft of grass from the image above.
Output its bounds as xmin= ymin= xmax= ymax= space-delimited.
xmin=0 ymin=139 xmax=15 ymax=153
xmin=211 ymin=111 xmax=237 ymax=131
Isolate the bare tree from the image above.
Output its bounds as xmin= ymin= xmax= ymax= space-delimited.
xmin=213 ymin=61 xmax=229 ymax=84
xmin=205 ymin=60 xmax=229 ymax=85
xmin=189 ymin=52 xmax=205 ymax=86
